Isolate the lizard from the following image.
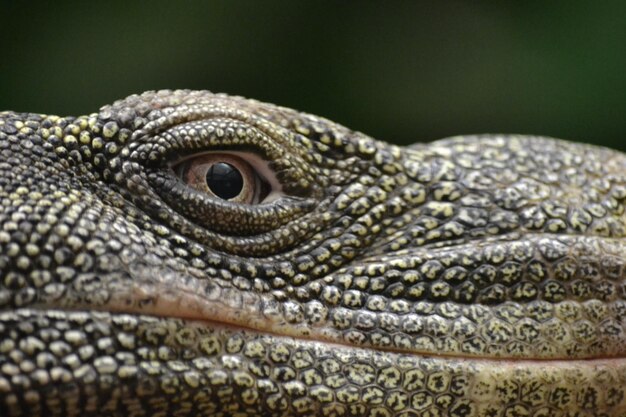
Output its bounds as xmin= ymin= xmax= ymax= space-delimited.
xmin=0 ymin=89 xmax=625 ymax=417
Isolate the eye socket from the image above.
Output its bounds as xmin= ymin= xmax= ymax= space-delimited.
xmin=174 ymin=153 xmax=272 ymax=204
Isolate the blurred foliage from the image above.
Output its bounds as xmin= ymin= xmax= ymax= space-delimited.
xmin=0 ymin=0 xmax=624 ymax=151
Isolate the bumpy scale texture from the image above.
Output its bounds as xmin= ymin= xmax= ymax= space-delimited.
xmin=0 ymin=90 xmax=625 ymax=416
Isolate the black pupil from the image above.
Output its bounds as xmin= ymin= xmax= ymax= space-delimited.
xmin=205 ymin=162 xmax=244 ymax=200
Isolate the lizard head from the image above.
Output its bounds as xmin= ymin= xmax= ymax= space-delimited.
xmin=1 ymin=90 xmax=626 ymax=416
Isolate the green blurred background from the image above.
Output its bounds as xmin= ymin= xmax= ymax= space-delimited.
xmin=1 ymin=1 xmax=624 ymax=151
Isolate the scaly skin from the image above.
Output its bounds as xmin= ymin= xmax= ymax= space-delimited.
xmin=0 ymin=90 xmax=625 ymax=417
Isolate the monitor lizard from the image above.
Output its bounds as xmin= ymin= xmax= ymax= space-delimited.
xmin=0 ymin=90 xmax=625 ymax=416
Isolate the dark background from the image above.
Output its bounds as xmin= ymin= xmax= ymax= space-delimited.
xmin=1 ymin=1 xmax=624 ymax=151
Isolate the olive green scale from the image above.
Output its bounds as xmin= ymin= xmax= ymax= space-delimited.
xmin=0 ymin=90 xmax=625 ymax=416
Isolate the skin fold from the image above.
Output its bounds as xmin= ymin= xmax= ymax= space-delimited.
xmin=0 ymin=90 xmax=625 ymax=416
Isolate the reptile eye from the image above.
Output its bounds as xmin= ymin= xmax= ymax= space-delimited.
xmin=205 ymin=162 xmax=244 ymax=200
xmin=174 ymin=153 xmax=271 ymax=204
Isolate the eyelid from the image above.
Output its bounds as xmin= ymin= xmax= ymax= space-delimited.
xmin=170 ymin=151 xmax=285 ymax=204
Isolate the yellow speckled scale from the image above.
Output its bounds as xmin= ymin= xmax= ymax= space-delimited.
xmin=0 ymin=90 xmax=625 ymax=416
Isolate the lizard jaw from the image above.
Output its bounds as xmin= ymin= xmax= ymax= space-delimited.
xmin=98 ymin=271 xmax=626 ymax=362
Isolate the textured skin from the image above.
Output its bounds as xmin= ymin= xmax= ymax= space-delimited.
xmin=0 ymin=90 xmax=625 ymax=416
